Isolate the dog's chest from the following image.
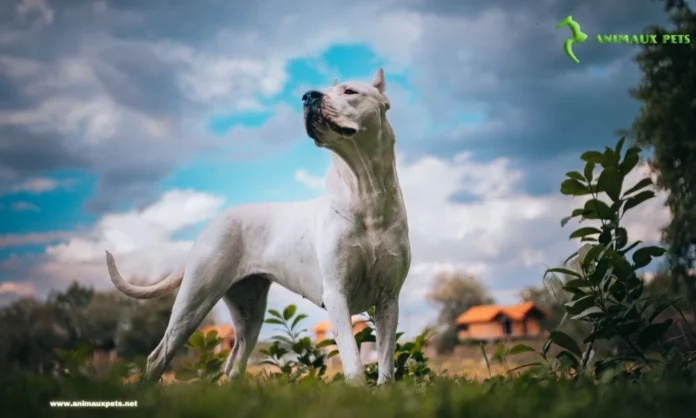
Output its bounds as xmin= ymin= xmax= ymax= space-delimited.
xmin=344 ymin=212 xmax=410 ymax=310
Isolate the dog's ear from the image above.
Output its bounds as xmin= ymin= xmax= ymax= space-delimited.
xmin=332 ymin=79 xmax=338 ymax=87
xmin=371 ymin=68 xmax=386 ymax=94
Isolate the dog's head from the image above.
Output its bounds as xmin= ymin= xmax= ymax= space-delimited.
xmin=302 ymin=68 xmax=391 ymax=147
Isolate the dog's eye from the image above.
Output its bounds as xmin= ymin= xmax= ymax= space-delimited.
xmin=344 ymin=88 xmax=358 ymax=95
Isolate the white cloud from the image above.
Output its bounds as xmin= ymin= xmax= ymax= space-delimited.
xmin=8 ymin=177 xmax=73 ymax=194
xmin=0 ymin=230 xmax=77 ymax=249
xmin=9 ymin=201 xmax=40 ymax=212
xmin=38 ymin=189 xmax=224 ymax=285
xmin=294 ymin=169 xmax=324 ymax=190
xmin=0 ymin=281 xmax=35 ymax=297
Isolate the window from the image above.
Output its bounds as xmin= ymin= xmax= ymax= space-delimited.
xmin=501 ymin=317 xmax=512 ymax=335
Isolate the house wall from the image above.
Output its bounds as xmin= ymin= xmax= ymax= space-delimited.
xmin=458 ymin=317 xmax=544 ymax=341
xmin=525 ymin=318 xmax=541 ymax=335
xmin=457 ymin=321 xmax=504 ymax=340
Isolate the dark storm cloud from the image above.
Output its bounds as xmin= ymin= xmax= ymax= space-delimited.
xmin=395 ymin=0 xmax=677 ymax=195
xmin=0 ymin=0 xmax=230 ymax=212
xmin=0 ymin=127 xmax=90 ymax=174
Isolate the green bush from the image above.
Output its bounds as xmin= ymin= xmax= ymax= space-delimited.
xmin=258 ymin=305 xmax=436 ymax=385
xmin=506 ymin=138 xmax=696 ymax=381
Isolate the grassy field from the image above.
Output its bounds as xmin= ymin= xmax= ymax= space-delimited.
xmin=4 ymin=372 xmax=696 ymax=418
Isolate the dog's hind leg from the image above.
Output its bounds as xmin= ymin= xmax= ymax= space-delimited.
xmin=142 ymin=256 xmax=232 ymax=382
xmin=221 ymin=274 xmax=271 ymax=380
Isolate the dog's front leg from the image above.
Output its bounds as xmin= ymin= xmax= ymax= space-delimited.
xmin=375 ymin=296 xmax=399 ymax=385
xmin=322 ymin=289 xmax=366 ymax=385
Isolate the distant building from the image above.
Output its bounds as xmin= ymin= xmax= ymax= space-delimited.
xmin=198 ymin=324 xmax=236 ymax=354
xmin=314 ymin=316 xmax=376 ymax=365
xmin=456 ymin=302 xmax=546 ymax=342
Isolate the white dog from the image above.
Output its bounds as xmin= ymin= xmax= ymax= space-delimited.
xmin=105 ymin=68 xmax=411 ymax=385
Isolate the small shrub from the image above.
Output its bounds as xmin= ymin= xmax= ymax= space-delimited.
xmin=175 ymin=330 xmax=229 ymax=383
xmin=259 ymin=304 xmax=336 ymax=382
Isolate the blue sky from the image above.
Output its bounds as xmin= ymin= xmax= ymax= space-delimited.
xmin=0 ymin=0 xmax=677 ymax=337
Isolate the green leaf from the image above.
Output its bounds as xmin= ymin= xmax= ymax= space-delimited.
xmin=291 ymin=313 xmax=308 ymax=330
xmin=619 ymin=146 xmax=641 ymax=175
xmin=581 ymin=244 xmax=605 ymax=270
xmin=609 ymin=280 xmax=627 ymax=302
xmin=549 ymin=330 xmax=583 ymax=358
xmin=560 ymin=216 xmax=572 ymax=228
xmin=581 ymin=151 xmax=604 ymax=164
xmin=623 ymin=178 xmax=653 ymax=196
xmin=619 ymin=241 xmax=643 ymax=256
xmin=505 ymin=362 xmax=543 ymax=374
xmin=632 ymin=246 xmax=666 ymax=269
xmin=545 ymin=267 xmax=582 ymax=279
xmin=264 ymin=318 xmax=286 ymax=326
xmin=584 ymin=161 xmax=595 ymax=182
xmin=565 ymin=295 xmax=595 ymax=315
xmin=624 ymin=190 xmax=655 ymax=212
xmin=204 ymin=330 xmax=220 ymax=346
xmin=565 ymin=171 xmax=586 ymax=182
xmin=507 ymin=344 xmax=536 ymax=356
xmin=601 ymin=147 xmax=618 ymax=168
xmin=561 ymin=179 xmax=590 ymax=196
xmin=597 ymin=166 xmax=622 ymax=202
xmin=189 ymin=331 xmax=205 ymax=349
xmin=582 ymin=199 xmax=613 ymax=220
xmin=268 ymin=309 xmax=283 ymax=319
xmin=564 ymin=278 xmax=589 ymax=288
xmin=614 ymin=137 xmax=626 ymax=157
xmin=571 ymin=306 xmax=603 ymax=320
xmin=615 ymin=227 xmax=628 ymax=249
xmin=563 ymin=250 xmax=580 ymax=266
xmin=557 ymin=351 xmax=580 ymax=371
xmin=282 ymin=304 xmax=297 ymax=321
xmin=637 ymin=320 xmax=673 ymax=349
xmin=569 ymin=227 xmax=602 ymax=239
xmin=316 ymin=339 xmax=336 ymax=348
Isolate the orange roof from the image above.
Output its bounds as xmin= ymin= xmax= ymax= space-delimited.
xmin=314 ymin=316 xmax=368 ymax=333
xmin=199 ymin=324 xmax=235 ymax=339
xmin=456 ymin=302 xmax=542 ymax=324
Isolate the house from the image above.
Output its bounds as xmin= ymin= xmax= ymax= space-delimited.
xmin=314 ymin=316 xmax=376 ymax=365
xmin=455 ymin=301 xmax=546 ymax=342
xmin=198 ymin=324 xmax=236 ymax=354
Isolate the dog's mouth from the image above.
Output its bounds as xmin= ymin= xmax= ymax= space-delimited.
xmin=304 ymin=105 xmax=357 ymax=144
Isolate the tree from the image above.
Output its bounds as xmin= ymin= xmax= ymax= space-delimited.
xmin=115 ymin=293 xmax=176 ymax=359
xmin=426 ymin=271 xmax=494 ymax=354
xmin=626 ymin=2 xmax=696 ymax=301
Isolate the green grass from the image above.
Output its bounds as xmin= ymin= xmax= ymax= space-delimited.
xmin=4 ymin=374 xmax=696 ymax=418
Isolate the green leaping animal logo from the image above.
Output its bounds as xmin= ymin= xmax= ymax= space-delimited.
xmin=556 ymin=15 xmax=588 ymax=64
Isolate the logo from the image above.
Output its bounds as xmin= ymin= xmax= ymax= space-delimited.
xmin=555 ymin=15 xmax=588 ymax=64
xmin=555 ymin=15 xmax=692 ymax=64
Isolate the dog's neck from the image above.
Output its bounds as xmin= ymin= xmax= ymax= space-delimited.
xmin=324 ymin=120 xmax=405 ymax=227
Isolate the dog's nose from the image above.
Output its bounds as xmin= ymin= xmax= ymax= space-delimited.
xmin=302 ymin=90 xmax=323 ymax=105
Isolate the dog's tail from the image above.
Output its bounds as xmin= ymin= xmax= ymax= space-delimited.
xmin=105 ymin=250 xmax=184 ymax=299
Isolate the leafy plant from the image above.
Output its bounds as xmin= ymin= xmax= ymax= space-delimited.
xmin=54 ymin=341 xmax=95 ymax=379
xmin=360 ymin=308 xmax=437 ymax=384
xmin=175 ymin=329 xmax=229 ymax=383
xmin=508 ymin=138 xmax=689 ymax=380
xmin=259 ymin=305 xmax=437 ymax=384
xmin=259 ymin=304 xmax=336 ymax=382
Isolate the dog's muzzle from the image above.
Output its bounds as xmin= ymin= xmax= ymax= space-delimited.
xmin=302 ymin=90 xmax=357 ymax=144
